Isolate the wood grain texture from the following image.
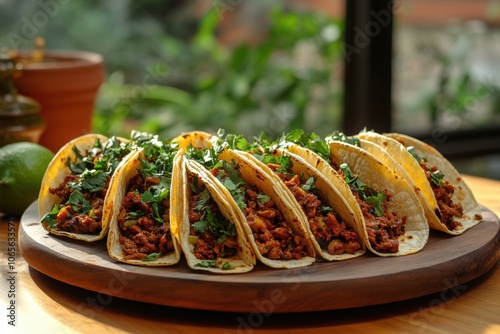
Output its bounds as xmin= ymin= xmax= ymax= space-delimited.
xmin=18 ymin=199 xmax=500 ymax=313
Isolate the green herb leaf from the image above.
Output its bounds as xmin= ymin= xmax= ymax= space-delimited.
xmin=339 ymin=163 xmax=364 ymax=189
xmin=276 ymin=155 xmax=292 ymax=173
xmin=214 ymin=161 xmax=248 ymax=209
xmin=318 ymin=205 xmax=333 ymax=214
xmin=125 ymin=211 xmax=144 ymax=219
xmin=365 ymin=192 xmax=386 ymax=217
xmin=142 ymin=253 xmax=161 ymax=262
xmin=41 ymin=204 xmax=59 ymax=228
xmin=407 ymin=146 xmax=425 ymax=163
xmin=141 ymin=176 xmax=170 ymax=223
xmin=284 ymin=129 xmax=305 ymax=142
xmin=192 ymin=219 xmax=208 ymax=233
xmin=221 ymin=262 xmax=234 ymax=270
xmin=301 ymin=176 xmax=316 ymax=192
xmin=194 ymin=260 xmax=234 ymax=270
xmin=338 ymin=163 xmax=386 ymax=216
xmin=195 ymin=189 xmax=211 ymax=210
xmin=67 ymin=190 xmax=93 ymax=214
xmin=194 ymin=260 xmax=218 ymax=268
xmin=326 ymin=131 xmax=361 ymax=147
xmin=192 ymin=204 xmax=236 ymax=244
xmin=256 ymin=193 xmax=271 ymax=204
xmin=430 ymin=170 xmax=445 ymax=187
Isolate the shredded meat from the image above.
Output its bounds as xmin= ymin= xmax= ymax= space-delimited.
xmin=353 ymin=190 xmax=405 ymax=253
xmin=335 ymin=167 xmax=405 ymax=253
xmin=48 ymin=140 xmax=130 ymax=235
xmin=49 ymin=175 xmax=108 ymax=234
xmin=187 ymin=179 xmax=239 ymax=260
xmin=421 ymin=161 xmax=464 ymax=230
xmin=269 ymin=166 xmax=361 ymax=256
xmin=117 ymin=174 xmax=175 ymax=260
xmin=244 ymin=188 xmax=309 ymax=260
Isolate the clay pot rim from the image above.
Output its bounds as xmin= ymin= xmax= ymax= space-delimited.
xmin=14 ymin=49 xmax=103 ymax=71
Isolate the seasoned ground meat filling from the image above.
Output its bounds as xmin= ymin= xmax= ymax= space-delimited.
xmin=420 ymin=161 xmax=464 ymax=230
xmin=49 ymin=174 xmax=108 ymax=234
xmin=45 ymin=137 xmax=132 ymax=234
xmin=209 ymin=163 xmax=310 ymax=261
xmin=187 ymin=179 xmax=240 ymax=260
xmin=243 ymin=188 xmax=310 ymax=260
xmin=268 ymin=165 xmax=361 ymax=255
xmin=352 ymin=190 xmax=405 ymax=253
xmin=117 ymin=174 xmax=175 ymax=260
xmin=336 ymin=167 xmax=406 ymax=253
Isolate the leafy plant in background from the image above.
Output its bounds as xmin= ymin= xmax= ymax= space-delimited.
xmin=407 ymin=26 xmax=500 ymax=129
xmin=93 ymin=5 xmax=344 ymax=139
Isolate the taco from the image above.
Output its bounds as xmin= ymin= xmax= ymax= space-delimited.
xmin=283 ymin=131 xmax=429 ymax=256
xmin=361 ymin=132 xmax=482 ymax=235
xmin=171 ymin=130 xmax=218 ymax=151
xmin=221 ymin=136 xmax=365 ymax=261
xmin=183 ymin=142 xmax=317 ymax=268
xmin=39 ymin=134 xmax=133 ymax=242
xmin=106 ymin=134 xmax=182 ymax=266
xmin=171 ymin=153 xmax=256 ymax=273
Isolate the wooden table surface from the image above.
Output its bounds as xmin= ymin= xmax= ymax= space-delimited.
xmin=1 ymin=174 xmax=499 ymax=334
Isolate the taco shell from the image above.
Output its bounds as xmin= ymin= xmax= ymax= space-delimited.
xmin=287 ymin=141 xmax=429 ymax=256
xmin=217 ymin=149 xmax=317 ymax=268
xmin=38 ymin=134 xmax=127 ymax=242
xmin=107 ymin=148 xmax=182 ymax=266
xmin=235 ymin=148 xmax=366 ymax=261
xmin=172 ymin=154 xmax=256 ymax=273
xmin=382 ymin=132 xmax=483 ymax=234
xmin=171 ymin=131 xmax=217 ymax=151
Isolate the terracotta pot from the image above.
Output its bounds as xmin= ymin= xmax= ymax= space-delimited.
xmin=13 ymin=50 xmax=104 ymax=152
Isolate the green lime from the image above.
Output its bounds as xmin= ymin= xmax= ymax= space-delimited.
xmin=0 ymin=142 xmax=54 ymax=216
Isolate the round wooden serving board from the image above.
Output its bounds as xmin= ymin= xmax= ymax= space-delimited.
xmin=19 ymin=201 xmax=500 ymax=313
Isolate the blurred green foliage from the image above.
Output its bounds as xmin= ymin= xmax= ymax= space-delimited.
xmin=1 ymin=1 xmax=344 ymax=139
xmin=4 ymin=1 xmax=495 ymax=139
xmin=396 ymin=24 xmax=500 ymax=131
xmin=92 ymin=6 xmax=345 ymax=139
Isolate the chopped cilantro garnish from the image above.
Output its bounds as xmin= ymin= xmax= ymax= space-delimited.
xmin=223 ymin=133 xmax=250 ymax=151
xmin=41 ymin=204 xmax=59 ymax=228
xmin=280 ymin=129 xmax=331 ymax=162
xmin=364 ymin=192 xmax=386 ymax=217
xmin=406 ymin=147 xmax=445 ymax=187
xmin=407 ymin=146 xmax=425 ymax=163
xmin=283 ymin=129 xmax=306 ymax=143
xmin=120 ymin=135 xmax=178 ymax=225
xmin=192 ymin=220 xmax=207 ymax=234
xmin=214 ymin=161 xmax=248 ymax=209
xmin=326 ymin=131 xmax=361 ymax=147
xmin=64 ymin=136 xmax=133 ymax=194
xmin=67 ymin=190 xmax=93 ymax=214
xmin=256 ymin=193 xmax=271 ymax=204
xmin=191 ymin=189 xmax=237 ymax=244
xmin=142 ymin=253 xmax=161 ymax=262
xmin=185 ymin=143 xmax=226 ymax=171
xmin=319 ymin=205 xmax=333 ymax=214
xmin=68 ymin=169 xmax=109 ymax=192
xmin=338 ymin=163 xmax=386 ymax=217
xmin=430 ymin=170 xmax=445 ymax=187
xmin=125 ymin=210 xmax=144 ymax=220
xmin=195 ymin=189 xmax=212 ymax=210
xmin=194 ymin=260 xmax=234 ymax=270
xmin=275 ymin=155 xmax=292 ymax=173
xmin=301 ymin=176 xmax=317 ymax=192
xmin=141 ymin=176 xmax=170 ymax=223
xmin=194 ymin=260 xmax=218 ymax=268
xmin=221 ymin=262 xmax=235 ymax=270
